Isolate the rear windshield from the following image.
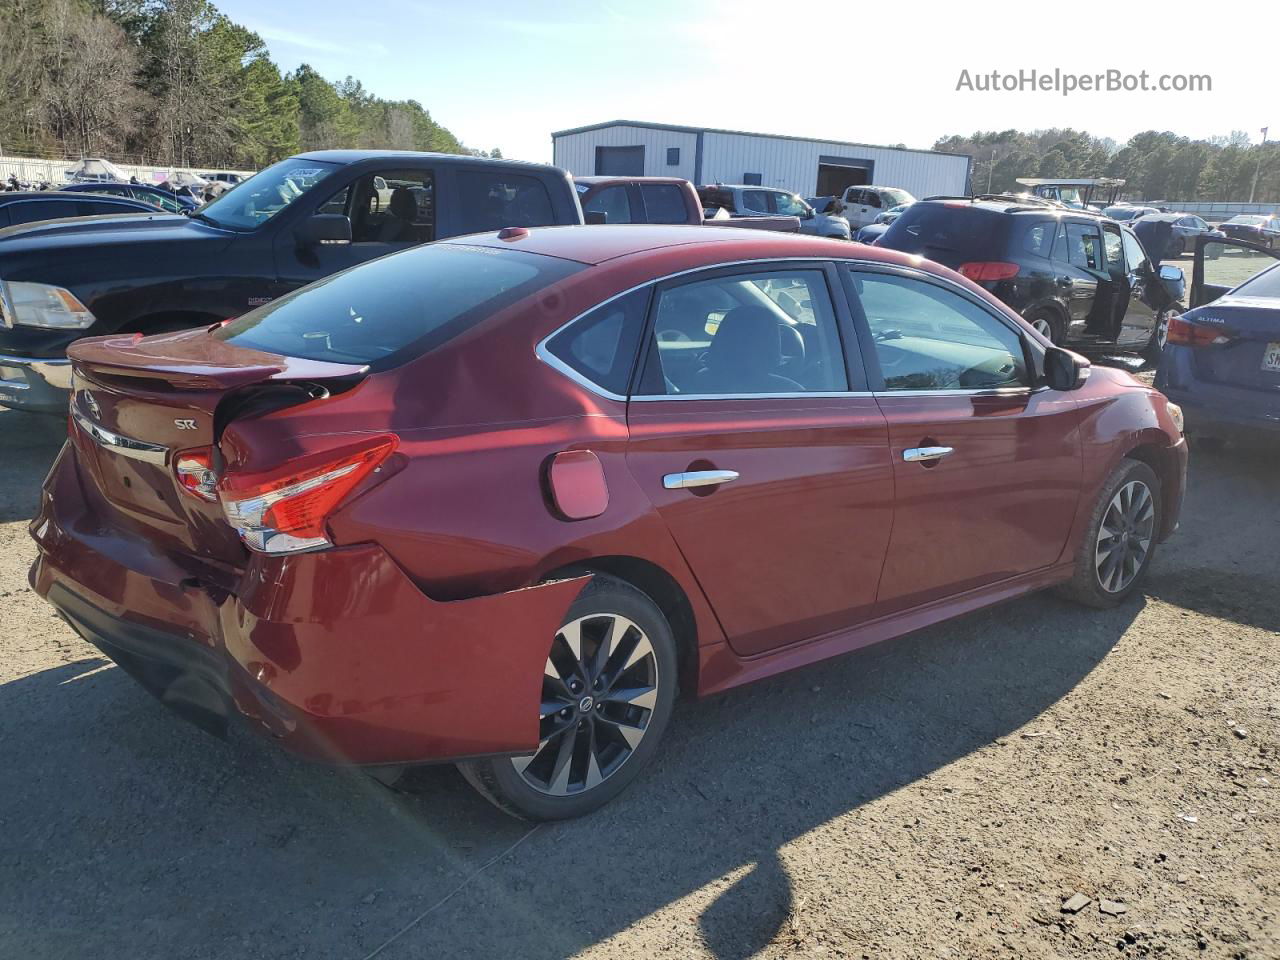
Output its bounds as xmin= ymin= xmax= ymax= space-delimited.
xmin=1231 ymin=262 xmax=1280 ymax=298
xmin=215 ymin=243 xmax=584 ymax=370
xmin=878 ymin=203 xmax=1010 ymax=265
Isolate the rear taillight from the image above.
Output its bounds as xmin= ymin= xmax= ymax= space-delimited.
xmin=1166 ymin=315 xmax=1231 ymax=348
xmin=958 ymin=261 xmax=1020 ymax=282
xmin=175 ymin=449 xmax=218 ymax=502
xmin=218 ymin=434 xmax=397 ymax=555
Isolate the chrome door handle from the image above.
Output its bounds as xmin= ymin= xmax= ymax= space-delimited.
xmin=663 ymin=470 xmax=740 ymax=490
xmin=903 ymin=446 xmax=954 ymax=463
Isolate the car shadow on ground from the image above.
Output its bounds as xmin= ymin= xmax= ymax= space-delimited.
xmin=3 ymin=408 xmax=1272 ymax=960
xmin=0 ymin=587 xmax=1140 ymax=960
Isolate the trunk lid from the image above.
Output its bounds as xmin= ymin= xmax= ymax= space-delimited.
xmin=1187 ymin=296 xmax=1280 ymax=393
xmin=67 ymin=328 xmax=366 ymax=566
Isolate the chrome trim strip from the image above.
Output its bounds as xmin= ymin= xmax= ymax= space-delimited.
xmin=71 ymin=406 xmax=169 ymax=465
xmin=663 ymin=469 xmax=739 ymax=490
xmin=534 ymin=256 xmax=1048 ymax=403
xmin=903 ymin=446 xmax=954 ymax=463
xmin=632 ymin=391 xmax=875 ymax=402
xmin=0 ymin=352 xmax=74 ymax=389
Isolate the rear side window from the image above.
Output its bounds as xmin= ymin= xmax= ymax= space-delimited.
xmin=215 ymin=243 xmax=583 ymax=371
xmin=741 ymin=191 xmax=770 ymax=213
xmin=7 ymin=200 xmax=74 ymax=224
xmin=1022 ymin=221 xmax=1055 ymax=257
xmin=455 ymin=171 xmax=555 ymax=233
xmin=544 ymin=288 xmax=650 ymax=395
xmin=1065 ymin=222 xmax=1102 ymax=270
xmin=639 ymin=184 xmax=688 ymax=224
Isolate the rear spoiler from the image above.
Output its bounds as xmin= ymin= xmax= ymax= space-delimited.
xmin=68 ymin=329 xmax=367 ymax=391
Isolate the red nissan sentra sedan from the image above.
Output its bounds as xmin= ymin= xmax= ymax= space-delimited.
xmin=29 ymin=225 xmax=1187 ymax=819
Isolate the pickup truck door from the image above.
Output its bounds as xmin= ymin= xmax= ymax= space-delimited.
xmin=844 ymin=189 xmax=880 ymax=229
xmin=274 ymin=164 xmax=437 ymax=295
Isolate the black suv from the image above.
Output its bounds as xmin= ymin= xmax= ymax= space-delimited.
xmin=878 ymin=196 xmax=1184 ymax=357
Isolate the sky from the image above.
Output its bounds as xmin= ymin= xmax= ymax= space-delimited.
xmin=214 ymin=0 xmax=1275 ymax=162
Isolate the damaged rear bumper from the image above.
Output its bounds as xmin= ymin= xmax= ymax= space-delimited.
xmin=29 ymin=444 xmax=587 ymax=766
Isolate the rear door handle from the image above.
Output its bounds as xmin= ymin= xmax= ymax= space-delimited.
xmin=663 ymin=470 xmax=739 ymax=490
xmin=903 ymin=446 xmax=954 ymax=463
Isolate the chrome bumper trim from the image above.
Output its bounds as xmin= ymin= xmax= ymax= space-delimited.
xmin=0 ymin=352 xmax=74 ymax=390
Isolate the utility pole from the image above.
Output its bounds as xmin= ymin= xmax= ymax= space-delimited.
xmin=987 ymin=149 xmax=995 ymax=193
xmin=1249 ymin=126 xmax=1269 ymax=204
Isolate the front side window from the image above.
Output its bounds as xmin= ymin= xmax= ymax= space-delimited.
xmin=320 ymin=169 xmax=434 ymax=244
xmin=544 ymin=288 xmax=649 ymax=395
xmin=1121 ymin=228 xmax=1148 ymax=273
xmin=773 ymin=192 xmax=810 ymax=217
xmin=643 ymin=269 xmax=847 ymax=396
xmin=215 ymin=243 xmax=583 ymax=371
xmin=851 ymin=270 xmax=1028 ymax=392
xmin=639 ymin=184 xmax=687 ymax=224
xmin=583 ymin=185 xmax=632 ymax=224
xmin=455 ymin=170 xmax=555 ymax=233
xmin=198 ymin=156 xmax=338 ymax=230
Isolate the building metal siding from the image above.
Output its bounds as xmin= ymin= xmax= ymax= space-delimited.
xmin=698 ymin=131 xmax=968 ymax=197
xmin=552 ymin=122 xmax=970 ymax=198
xmin=553 ymin=125 xmax=698 ymax=180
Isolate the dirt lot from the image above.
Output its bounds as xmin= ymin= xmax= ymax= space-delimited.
xmin=0 ymin=398 xmax=1276 ymax=960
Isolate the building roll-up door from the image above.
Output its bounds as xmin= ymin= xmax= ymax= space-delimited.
xmin=595 ymin=145 xmax=645 ymax=176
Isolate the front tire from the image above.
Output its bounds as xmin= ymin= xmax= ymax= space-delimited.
xmin=1059 ymin=459 xmax=1162 ymax=609
xmin=457 ymin=575 xmax=678 ymax=820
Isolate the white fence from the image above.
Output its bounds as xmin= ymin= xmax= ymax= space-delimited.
xmin=0 ymin=154 xmax=255 ymax=186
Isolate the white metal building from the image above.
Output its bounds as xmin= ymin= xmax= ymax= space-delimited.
xmin=552 ymin=120 xmax=972 ymax=198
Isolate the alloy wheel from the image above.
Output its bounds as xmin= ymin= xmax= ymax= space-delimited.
xmin=1031 ymin=316 xmax=1054 ymax=339
xmin=1095 ymin=480 xmax=1156 ymax=593
xmin=512 ymin=614 xmax=659 ymax=796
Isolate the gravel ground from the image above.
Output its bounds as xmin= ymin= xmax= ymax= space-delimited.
xmin=0 ymin=399 xmax=1276 ymax=960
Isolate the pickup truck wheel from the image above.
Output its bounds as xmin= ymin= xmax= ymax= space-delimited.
xmin=456 ymin=574 xmax=678 ymax=820
xmin=1058 ymin=459 xmax=1162 ymax=609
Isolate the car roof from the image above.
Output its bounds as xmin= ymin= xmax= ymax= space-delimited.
xmin=293 ymin=149 xmax=561 ymax=171
xmin=444 ymin=223 xmax=925 ymax=268
xmin=575 ymin=176 xmax=689 ymax=186
xmin=0 ymin=190 xmax=149 ymax=206
xmin=914 ymin=196 xmax=1106 ymax=219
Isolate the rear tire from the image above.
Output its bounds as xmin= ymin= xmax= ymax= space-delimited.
xmin=1025 ymin=309 xmax=1063 ymax=345
xmin=457 ymin=574 xmax=678 ymax=820
xmin=1058 ymin=459 xmax=1162 ymax=609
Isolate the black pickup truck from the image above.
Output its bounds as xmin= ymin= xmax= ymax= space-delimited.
xmin=0 ymin=151 xmax=582 ymax=412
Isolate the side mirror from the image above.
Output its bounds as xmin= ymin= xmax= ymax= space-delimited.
xmin=584 ymin=210 xmax=608 ymax=225
xmin=1044 ymin=346 xmax=1090 ymax=392
xmin=801 ymin=207 xmax=815 ymax=220
xmin=1158 ymin=263 xmax=1185 ymax=302
xmin=297 ymin=213 xmax=351 ymax=246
